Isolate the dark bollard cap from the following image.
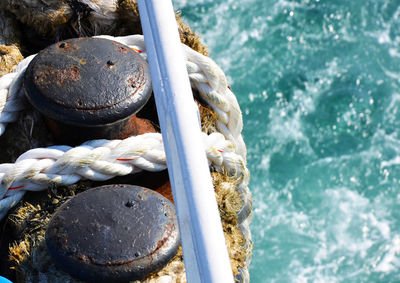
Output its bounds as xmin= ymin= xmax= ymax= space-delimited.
xmin=23 ymin=37 xmax=153 ymax=143
xmin=45 ymin=185 xmax=180 ymax=282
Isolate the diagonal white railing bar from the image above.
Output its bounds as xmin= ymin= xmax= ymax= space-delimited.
xmin=137 ymin=1 xmax=234 ymax=282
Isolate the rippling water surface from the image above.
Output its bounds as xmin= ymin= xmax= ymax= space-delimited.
xmin=174 ymin=0 xmax=400 ymax=282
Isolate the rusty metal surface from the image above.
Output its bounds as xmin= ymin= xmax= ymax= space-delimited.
xmin=23 ymin=37 xmax=152 ymax=134
xmin=43 ymin=113 xmax=157 ymax=145
xmin=45 ymin=184 xmax=179 ymax=282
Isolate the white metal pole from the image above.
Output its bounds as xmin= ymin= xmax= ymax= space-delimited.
xmin=137 ymin=1 xmax=235 ymax=282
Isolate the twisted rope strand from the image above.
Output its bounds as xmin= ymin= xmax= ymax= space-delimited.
xmin=0 ymin=132 xmax=247 ymax=217
xmin=0 ymin=55 xmax=35 ymax=135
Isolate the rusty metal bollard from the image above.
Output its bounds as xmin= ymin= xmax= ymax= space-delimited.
xmin=45 ymin=184 xmax=180 ymax=282
xmin=23 ymin=37 xmax=155 ymax=145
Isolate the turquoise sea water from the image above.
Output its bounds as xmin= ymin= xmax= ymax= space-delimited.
xmin=174 ymin=0 xmax=400 ymax=282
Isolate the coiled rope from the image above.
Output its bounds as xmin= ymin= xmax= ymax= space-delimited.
xmin=0 ymin=35 xmax=250 ymax=223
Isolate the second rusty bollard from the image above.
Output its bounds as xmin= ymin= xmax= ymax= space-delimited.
xmin=45 ymin=184 xmax=180 ymax=282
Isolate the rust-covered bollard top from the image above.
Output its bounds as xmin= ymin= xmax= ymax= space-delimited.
xmin=45 ymin=185 xmax=180 ymax=282
xmin=23 ymin=37 xmax=153 ymax=144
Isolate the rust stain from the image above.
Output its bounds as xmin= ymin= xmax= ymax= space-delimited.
xmin=136 ymin=192 xmax=147 ymax=201
xmin=74 ymin=254 xmax=90 ymax=264
xmin=54 ymin=229 xmax=69 ymax=250
xmin=118 ymin=46 xmax=129 ymax=53
xmin=127 ymin=76 xmax=136 ymax=89
xmin=35 ymin=65 xmax=80 ymax=87
xmin=149 ymin=222 xmax=175 ymax=256
xmin=34 ymin=66 xmax=55 ymax=84
xmin=127 ymin=65 xmax=145 ymax=96
xmin=120 ymin=115 xmax=157 ymax=139
xmin=55 ymin=66 xmax=81 ymax=86
xmin=105 ymin=60 xmax=115 ymax=69
xmin=154 ymin=180 xmax=174 ymax=204
xmin=113 ymin=42 xmax=130 ymax=53
xmin=57 ymin=42 xmax=80 ymax=52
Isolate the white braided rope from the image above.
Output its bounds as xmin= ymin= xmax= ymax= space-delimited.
xmin=0 ymin=54 xmax=35 ymax=135
xmin=0 ymin=132 xmax=246 ymax=219
xmin=0 ymin=35 xmax=250 ymax=221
